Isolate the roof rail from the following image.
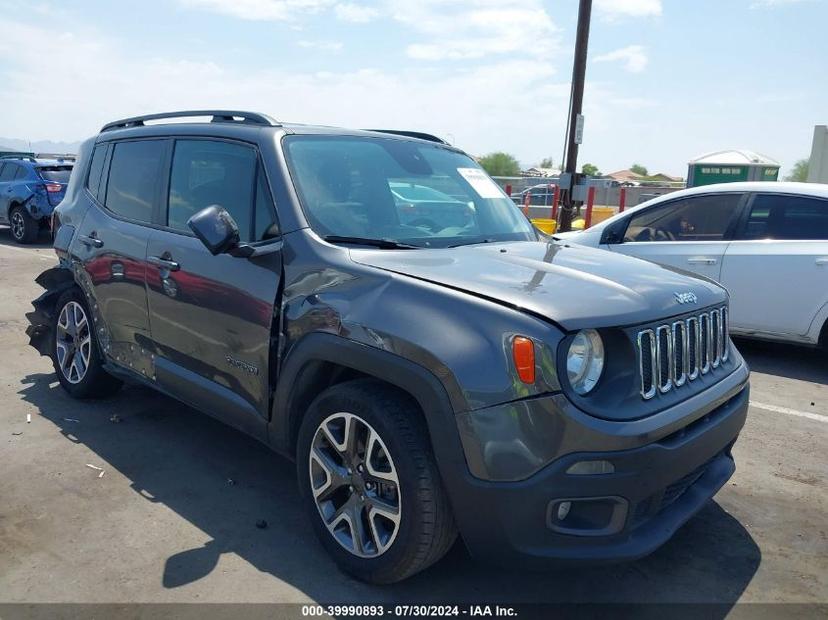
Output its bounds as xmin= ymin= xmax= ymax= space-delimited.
xmin=0 ymin=155 xmax=37 ymax=162
xmin=365 ymin=129 xmax=448 ymax=145
xmin=101 ymin=110 xmax=280 ymax=133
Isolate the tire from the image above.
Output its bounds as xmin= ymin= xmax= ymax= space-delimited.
xmin=9 ymin=205 xmax=39 ymax=244
xmin=297 ymin=378 xmax=457 ymax=583
xmin=51 ymin=288 xmax=123 ymax=399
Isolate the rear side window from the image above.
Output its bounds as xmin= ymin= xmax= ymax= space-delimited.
xmin=38 ymin=166 xmax=72 ymax=183
xmin=15 ymin=166 xmax=29 ymax=179
xmin=167 ymin=139 xmax=257 ymax=240
xmin=0 ymin=164 xmax=17 ymax=181
xmin=86 ymin=145 xmax=107 ymax=199
xmin=624 ymin=194 xmax=742 ymax=242
xmin=105 ymin=140 xmax=165 ymax=223
xmin=741 ymin=194 xmax=828 ymax=240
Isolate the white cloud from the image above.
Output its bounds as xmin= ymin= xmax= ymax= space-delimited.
xmin=178 ymin=0 xmax=334 ymax=21
xmin=751 ymin=0 xmax=810 ymax=7
xmin=334 ymin=2 xmax=379 ymax=22
xmin=0 ymin=17 xmax=571 ymax=166
xmin=298 ymin=39 xmax=343 ymax=51
xmin=593 ymin=45 xmax=649 ymax=72
xmin=594 ymin=0 xmax=662 ymax=18
xmin=391 ymin=0 xmax=559 ymax=61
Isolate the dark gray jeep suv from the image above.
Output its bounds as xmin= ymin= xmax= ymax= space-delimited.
xmin=26 ymin=110 xmax=749 ymax=583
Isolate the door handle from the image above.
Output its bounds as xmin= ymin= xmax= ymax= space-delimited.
xmin=148 ymin=255 xmax=180 ymax=271
xmin=78 ymin=234 xmax=103 ymax=248
xmin=687 ymin=257 xmax=717 ymax=265
xmin=816 ymin=258 xmax=828 ymax=266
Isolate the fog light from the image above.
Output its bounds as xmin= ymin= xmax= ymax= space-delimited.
xmin=566 ymin=460 xmax=615 ymax=475
xmin=556 ymin=501 xmax=571 ymax=521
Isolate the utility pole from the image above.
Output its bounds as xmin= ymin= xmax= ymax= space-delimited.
xmin=558 ymin=0 xmax=592 ymax=232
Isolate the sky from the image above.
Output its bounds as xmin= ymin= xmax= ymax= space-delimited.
xmin=0 ymin=0 xmax=825 ymax=176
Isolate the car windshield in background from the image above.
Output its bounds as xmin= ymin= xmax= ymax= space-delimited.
xmin=284 ymin=136 xmax=536 ymax=248
xmin=37 ymin=166 xmax=72 ymax=183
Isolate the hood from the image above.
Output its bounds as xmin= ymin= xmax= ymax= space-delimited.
xmin=350 ymin=241 xmax=726 ymax=331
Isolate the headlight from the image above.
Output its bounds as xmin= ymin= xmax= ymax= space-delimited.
xmin=566 ymin=329 xmax=604 ymax=395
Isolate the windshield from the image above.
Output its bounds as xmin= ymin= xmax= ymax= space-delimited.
xmin=37 ymin=166 xmax=72 ymax=183
xmin=284 ymin=136 xmax=536 ymax=248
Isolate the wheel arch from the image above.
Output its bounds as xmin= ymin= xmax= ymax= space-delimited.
xmin=25 ymin=266 xmax=80 ymax=357
xmin=269 ymin=333 xmax=467 ymax=476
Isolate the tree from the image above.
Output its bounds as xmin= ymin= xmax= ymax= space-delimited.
xmin=479 ymin=152 xmax=521 ymax=177
xmin=582 ymin=163 xmax=600 ymax=176
xmin=785 ymin=158 xmax=809 ymax=182
xmin=538 ymin=157 xmax=555 ymax=168
xmin=630 ymin=163 xmax=648 ymax=176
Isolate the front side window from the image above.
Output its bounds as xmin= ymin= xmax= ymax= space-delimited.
xmin=284 ymin=136 xmax=535 ymax=248
xmin=624 ymin=194 xmax=742 ymax=242
xmin=740 ymin=194 xmax=828 ymax=241
xmin=168 ymin=140 xmax=258 ymax=240
xmin=105 ymin=140 xmax=166 ymax=222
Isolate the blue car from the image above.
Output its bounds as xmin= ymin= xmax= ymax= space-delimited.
xmin=0 ymin=157 xmax=73 ymax=243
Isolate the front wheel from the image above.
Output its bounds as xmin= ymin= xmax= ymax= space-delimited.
xmin=297 ymin=379 xmax=457 ymax=583
xmin=51 ymin=289 xmax=122 ymax=398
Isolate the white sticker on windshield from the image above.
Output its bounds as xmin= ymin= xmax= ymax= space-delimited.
xmin=457 ymin=167 xmax=504 ymax=199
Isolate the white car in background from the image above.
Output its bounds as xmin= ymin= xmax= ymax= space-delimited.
xmin=556 ymin=182 xmax=828 ymax=347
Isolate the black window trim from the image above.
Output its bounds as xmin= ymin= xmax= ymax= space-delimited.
xmin=613 ymin=191 xmax=749 ymax=244
xmin=731 ymin=191 xmax=828 ymax=242
xmin=158 ymin=135 xmax=282 ymax=245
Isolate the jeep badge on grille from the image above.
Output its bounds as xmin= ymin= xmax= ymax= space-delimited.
xmin=674 ymin=292 xmax=698 ymax=305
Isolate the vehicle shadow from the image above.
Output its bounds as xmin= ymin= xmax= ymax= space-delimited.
xmin=19 ymin=372 xmax=761 ymax=609
xmin=734 ymin=337 xmax=828 ymax=385
xmin=0 ymin=225 xmax=53 ymax=248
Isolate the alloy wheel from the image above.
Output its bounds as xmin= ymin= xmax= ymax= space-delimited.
xmin=309 ymin=412 xmax=402 ymax=558
xmin=56 ymin=301 xmax=92 ymax=384
xmin=10 ymin=211 xmax=25 ymax=241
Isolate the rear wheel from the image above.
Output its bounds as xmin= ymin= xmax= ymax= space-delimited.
xmin=51 ymin=289 xmax=122 ymax=398
xmin=9 ymin=206 xmax=38 ymax=244
xmin=297 ymin=379 xmax=457 ymax=583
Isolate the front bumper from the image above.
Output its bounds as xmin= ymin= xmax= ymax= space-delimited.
xmin=443 ymin=360 xmax=749 ymax=565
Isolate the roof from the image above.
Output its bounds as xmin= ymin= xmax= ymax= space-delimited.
xmin=606 ymin=169 xmax=646 ymax=181
xmin=689 ymin=149 xmax=780 ymax=167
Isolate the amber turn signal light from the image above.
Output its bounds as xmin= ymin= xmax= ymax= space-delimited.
xmin=512 ymin=336 xmax=535 ymax=384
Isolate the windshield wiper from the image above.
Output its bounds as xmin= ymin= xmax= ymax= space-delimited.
xmin=446 ymin=238 xmax=498 ymax=248
xmin=323 ymin=235 xmax=422 ymax=249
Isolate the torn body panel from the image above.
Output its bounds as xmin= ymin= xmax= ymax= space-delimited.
xmin=25 ymin=266 xmax=77 ymax=357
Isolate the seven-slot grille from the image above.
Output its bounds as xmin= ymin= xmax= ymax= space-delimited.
xmin=637 ymin=306 xmax=729 ymax=400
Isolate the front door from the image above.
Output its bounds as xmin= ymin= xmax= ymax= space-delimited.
xmin=74 ymin=139 xmax=166 ymax=368
xmin=605 ymin=193 xmax=745 ymax=282
xmin=721 ymin=192 xmax=828 ymax=339
xmin=146 ymin=138 xmax=282 ymax=433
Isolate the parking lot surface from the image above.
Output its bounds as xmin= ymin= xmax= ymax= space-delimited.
xmin=0 ymin=233 xmax=826 ymax=610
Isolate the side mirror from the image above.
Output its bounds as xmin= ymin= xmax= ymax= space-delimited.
xmin=187 ymin=205 xmax=240 ymax=255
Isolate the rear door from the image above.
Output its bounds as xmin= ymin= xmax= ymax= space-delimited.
xmin=606 ymin=193 xmax=745 ymax=281
xmin=146 ymin=138 xmax=282 ymax=434
xmin=720 ymin=192 xmax=828 ymax=340
xmin=74 ymin=139 xmax=165 ymax=367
